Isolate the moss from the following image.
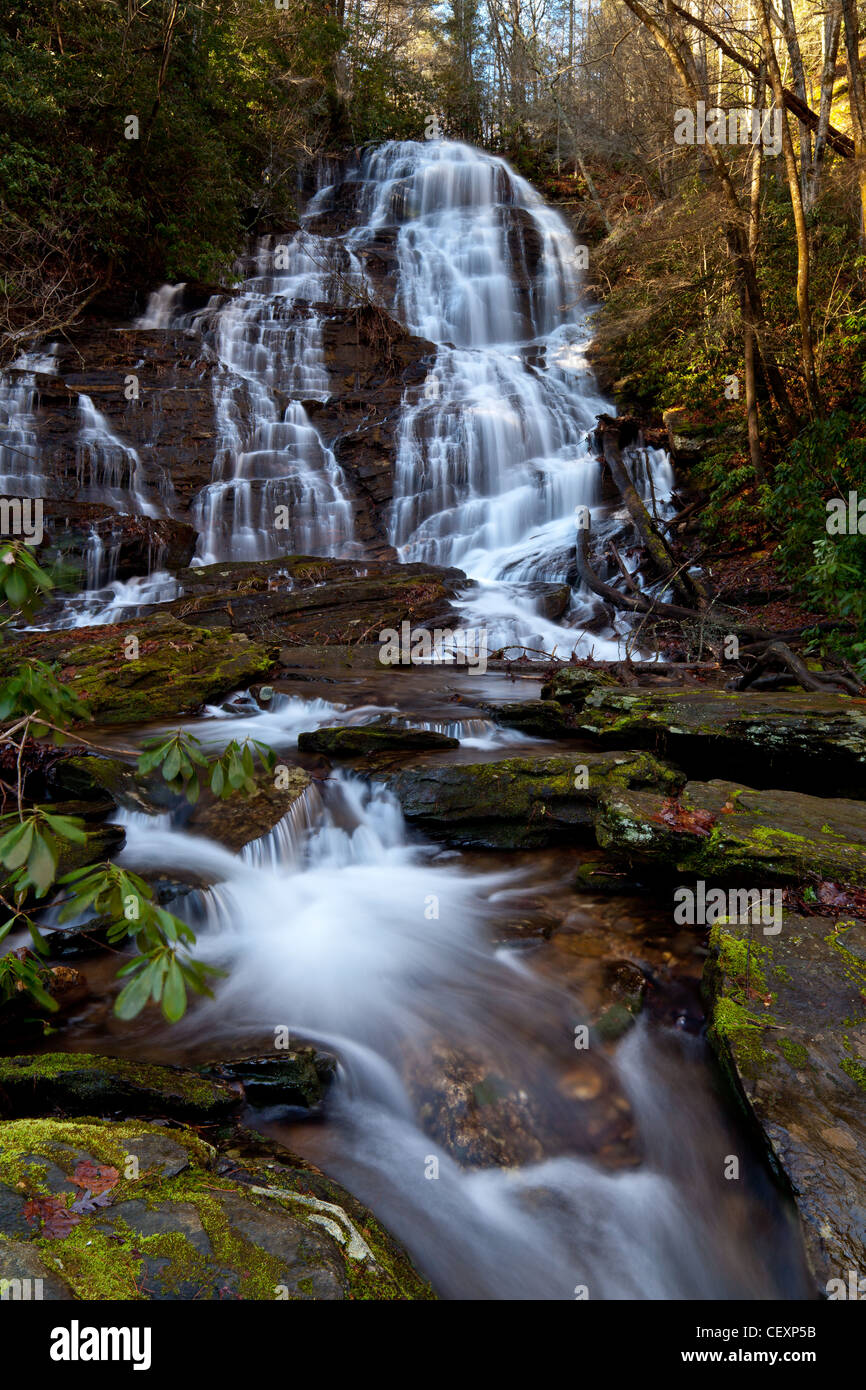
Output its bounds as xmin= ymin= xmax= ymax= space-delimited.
xmin=840 ymin=1058 xmax=866 ymax=1091
xmin=778 ymin=1037 xmax=810 ymax=1068
xmin=708 ymin=996 xmax=776 ymax=1074
xmin=710 ymin=926 xmax=769 ymax=995
xmin=2 ymin=616 xmax=276 ymax=726
xmin=0 ymin=1051 xmax=237 ymax=1119
xmin=0 ymin=1116 xmax=213 ymax=1193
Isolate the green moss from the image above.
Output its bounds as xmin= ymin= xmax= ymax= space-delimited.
xmin=778 ymin=1037 xmax=810 ymax=1068
xmin=0 ymin=1052 xmax=234 ymax=1117
xmin=840 ymin=1058 xmax=866 ymax=1091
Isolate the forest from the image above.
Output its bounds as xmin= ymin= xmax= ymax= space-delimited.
xmin=0 ymin=0 xmax=865 ymax=1327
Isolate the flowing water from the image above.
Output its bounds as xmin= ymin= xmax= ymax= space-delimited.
xmin=0 ymin=141 xmax=810 ymax=1298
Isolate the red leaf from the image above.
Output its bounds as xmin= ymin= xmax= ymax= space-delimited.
xmin=24 ymin=1194 xmax=80 ymax=1239
xmin=652 ymin=797 xmax=716 ymax=837
xmin=71 ymin=1160 xmax=119 ymax=1196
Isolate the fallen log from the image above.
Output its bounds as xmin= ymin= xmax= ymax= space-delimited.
xmin=593 ymin=414 xmax=711 ymax=608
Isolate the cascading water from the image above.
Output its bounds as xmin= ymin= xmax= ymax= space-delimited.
xmin=341 ymin=140 xmax=674 ymax=654
xmin=130 ymin=139 xmax=673 ymax=654
xmin=0 ymin=346 xmax=58 ymax=495
xmin=139 ymin=235 xmax=361 ymax=564
xmin=113 ymin=763 xmax=807 ymax=1300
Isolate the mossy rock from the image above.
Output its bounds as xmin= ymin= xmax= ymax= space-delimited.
xmin=157 ymin=554 xmax=465 ymax=648
xmin=539 ymin=667 xmax=619 ymax=706
xmin=4 ymin=615 xmax=276 ymax=726
xmin=0 ymin=1053 xmax=240 ymax=1123
xmin=0 ymin=1117 xmax=434 ymax=1300
xmin=382 ymin=750 xmax=681 ymax=848
xmin=703 ymin=912 xmax=866 ymax=1293
xmin=578 ymin=687 xmax=866 ymax=796
xmin=187 ymin=764 xmax=311 ymax=852
xmin=595 ymin=778 xmax=866 ymax=887
xmin=297 ymin=722 xmax=458 ymax=756
xmin=483 ymin=699 xmax=577 ymax=737
xmin=199 ymin=1051 xmax=336 ymax=1108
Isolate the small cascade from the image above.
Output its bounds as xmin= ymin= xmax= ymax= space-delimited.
xmin=111 ymin=764 xmax=806 ymax=1300
xmin=0 ymin=346 xmax=57 ymax=496
xmin=138 ymin=234 xmax=361 ymax=564
xmin=75 ymin=393 xmax=170 ymax=519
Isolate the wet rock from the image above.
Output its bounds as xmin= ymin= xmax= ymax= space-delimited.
xmin=540 ymin=666 xmax=619 ymax=705
xmin=200 ymin=1051 xmax=337 ymax=1108
xmin=298 ymin=722 xmax=458 ymax=756
xmin=383 ymin=750 xmax=681 ymax=849
xmin=187 ymin=765 xmax=311 ymax=852
xmin=0 ymin=1117 xmax=433 ymax=1300
xmin=405 ymin=1040 xmax=639 ymax=1171
xmin=0 ymin=1237 xmax=76 ymax=1299
xmin=4 ymin=615 xmax=276 ymax=726
xmin=704 ymin=912 xmax=866 ymax=1293
xmin=578 ymin=687 xmax=866 ymax=795
xmin=596 ymin=778 xmax=866 ymax=888
xmin=150 ymin=554 xmax=465 ymax=648
xmin=483 ymin=699 xmax=576 ymax=738
xmin=0 ymin=1052 xmax=240 ymax=1122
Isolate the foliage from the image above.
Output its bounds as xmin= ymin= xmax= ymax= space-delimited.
xmin=0 ymin=521 xmax=267 ymax=1024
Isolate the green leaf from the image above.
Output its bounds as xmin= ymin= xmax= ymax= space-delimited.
xmin=27 ymin=832 xmax=57 ymax=896
xmin=0 ymin=821 xmax=35 ymax=869
xmin=114 ymin=962 xmax=157 ymax=1020
xmin=40 ymin=812 xmax=87 ymax=844
xmin=162 ymin=959 xmax=187 ymax=1022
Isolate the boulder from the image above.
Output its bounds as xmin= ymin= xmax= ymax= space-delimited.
xmin=298 ymin=722 xmax=458 ymax=756
xmin=382 ymin=750 xmax=681 ymax=848
xmin=578 ymin=687 xmax=866 ymax=795
xmin=0 ymin=1052 xmax=240 ymax=1123
xmin=595 ymin=778 xmax=866 ymax=888
xmin=704 ymin=912 xmax=866 ymax=1294
xmin=200 ymin=1051 xmax=337 ymax=1108
xmin=0 ymin=1116 xmax=432 ymax=1299
xmin=4 ymin=615 xmax=276 ymax=726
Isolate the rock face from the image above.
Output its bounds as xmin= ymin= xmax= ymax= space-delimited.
xmin=596 ymin=778 xmax=866 ymax=887
xmin=704 ymin=913 xmax=866 ymax=1293
xmin=577 ymin=687 xmax=866 ymax=794
xmin=383 ymin=750 xmax=681 ymax=848
xmin=0 ymin=1114 xmax=432 ymax=1300
xmin=4 ymin=614 xmax=276 ymax=725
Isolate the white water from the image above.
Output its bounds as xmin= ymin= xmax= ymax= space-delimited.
xmin=343 ymin=141 xmax=674 ymax=654
xmin=128 ymin=139 xmax=673 ymax=656
xmin=114 ymin=768 xmax=804 ymax=1299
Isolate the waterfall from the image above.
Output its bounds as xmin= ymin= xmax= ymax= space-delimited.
xmin=132 ymin=140 xmax=673 ymax=654
xmin=341 ymin=140 xmax=673 ymax=653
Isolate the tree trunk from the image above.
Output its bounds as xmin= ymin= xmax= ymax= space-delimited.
xmin=759 ymin=0 xmax=821 ymax=415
